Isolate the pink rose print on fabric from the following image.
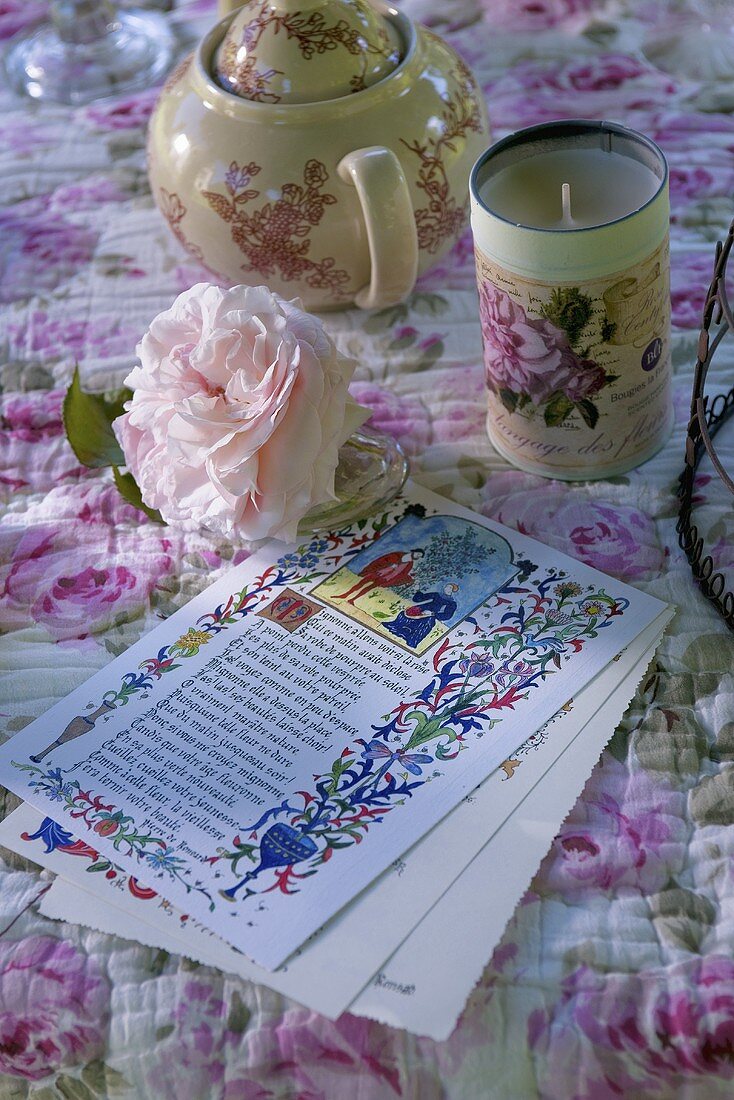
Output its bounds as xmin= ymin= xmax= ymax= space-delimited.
xmin=8 ymin=311 xmax=137 ymax=366
xmin=0 ymin=389 xmax=89 ymax=496
xmin=529 ymin=956 xmax=734 ymax=1099
xmin=0 ymin=115 xmax=58 ymax=156
xmin=145 ymin=982 xmax=239 ymax=1100
xmin=424 ymin=941 xmax=520 ymax=1076
xmin=0 ymin=0 xmax=47 ymax=40
xmin=225 ymin=1009 xmax=423 ymax=1100
xmin=0 ymin=201 xmax=98 ymax=304
xmin=485 ymin=55 xmax=677 ymax=133
xmin=415 ymin=227 xmax=475 ymax=291
xmin=49 ymin=175 xmax=129 ymax=213
xmin=0 ymin=936 xmax=109 ymax=1081
xmin=534 ymin=760 xmax=686 ymax=897
xmin=83 ymin=88 xmax=159 ymax=131
xmin=0 ymin=522 xmax=174 ymax=641
xmin=481 ymin=470 xmax=665 ymax=580
xmin=670 ymin=250 xmax=714 ymax=330
xmin=349 ymin=381 xmax=430 ymax=456
xmin=479 ymin=0 xmax=596 ymax=31
xmin=669 ymin=165 xmax=719 ymax=204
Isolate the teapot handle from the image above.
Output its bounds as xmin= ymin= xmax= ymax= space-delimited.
xmin=337 ymin=146 xmax=418 ymax=310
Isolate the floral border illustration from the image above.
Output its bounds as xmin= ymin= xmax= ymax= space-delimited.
xmin=12 ymin=511 xmax=395 ymax=908
xmin=13 ymin=504 xmax=630 ymax=912
xmin=21 ymin=816 xmax=157 ymax=900
xmin=211 ymin=575 xmax=629 ymax=901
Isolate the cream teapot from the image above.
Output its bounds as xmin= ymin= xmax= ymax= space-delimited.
xmin=148 ymin=0 xmax=490 ymax=310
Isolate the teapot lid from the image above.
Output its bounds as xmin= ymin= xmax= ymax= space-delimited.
xmin=213 ymin=0 xmax=402 ymax=104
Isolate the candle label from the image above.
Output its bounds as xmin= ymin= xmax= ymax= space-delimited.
xmin=475 ymin=236 xmax=671 ymax=477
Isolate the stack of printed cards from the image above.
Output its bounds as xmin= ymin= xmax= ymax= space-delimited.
xmin=0 ymin=484 xmax=672 ymax=1039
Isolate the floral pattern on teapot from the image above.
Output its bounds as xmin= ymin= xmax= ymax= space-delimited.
xmin=401 ymin=52 xmax=483 ymax=256
xmin=202 ymin=158 xmax=351 ymax=298
xmin=215 ymin=0 xmax=400 ymax=103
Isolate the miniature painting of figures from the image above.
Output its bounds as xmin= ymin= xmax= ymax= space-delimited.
xmin=311 ymin=512 xmax=517 ymax=655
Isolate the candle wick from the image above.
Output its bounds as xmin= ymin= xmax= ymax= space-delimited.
xmin=561 ymin=182 xmax=572 ymax=224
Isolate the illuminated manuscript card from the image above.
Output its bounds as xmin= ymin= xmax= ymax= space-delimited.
xmin=2 ymin=609 xmax=670 ymax=1021
xmin=0 ymin=484 xmax=667 ymax=969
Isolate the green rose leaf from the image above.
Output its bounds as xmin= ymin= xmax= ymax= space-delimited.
xmin=690 ymin=769 xmax=734 ymax=827
xmin=499 ymin=388 xmax=518 ymax=414
xmin=63 ymin=366 xmax=130 ymax=468
xmin=544 ymin=392 xmax=574 ymax=426
xmin=55 ymin=1075 xmax=96 ymax=1100
xmin=80 ymin=1061 xmax=130 ymax=1096
xmin=575 ymin=398 xmax=599 ymax=430
xmin=227 ymin=991 xmax=251 ymax=1035
xmin=112 ymin=467 xmax=164 ymax=524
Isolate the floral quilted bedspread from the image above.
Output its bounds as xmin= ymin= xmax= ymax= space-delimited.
xmin=3 ymin=0 xmax=734 ymax=1097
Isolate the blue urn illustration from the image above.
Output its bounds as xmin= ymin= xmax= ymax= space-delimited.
xmin=221 ymin=823 xmax=317 ymax=901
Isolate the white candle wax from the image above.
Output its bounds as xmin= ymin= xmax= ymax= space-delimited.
xmin=478 ymin=147 xmax=661 ymax=230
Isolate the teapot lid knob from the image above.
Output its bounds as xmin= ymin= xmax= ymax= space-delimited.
xmin=213 ymin=0 xmax=402 ymax=104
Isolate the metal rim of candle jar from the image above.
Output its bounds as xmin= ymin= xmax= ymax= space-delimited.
xmin=470 ymin=118 xmax=668 ymax=234
xmin=677 ymin=216 xmax=734 ymax=632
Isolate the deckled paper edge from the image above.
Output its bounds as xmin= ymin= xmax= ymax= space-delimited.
xmin=351 ymin=611 xmax=674 ymax=1039
xmin=38 ymin=881 xmax=207 ymax=961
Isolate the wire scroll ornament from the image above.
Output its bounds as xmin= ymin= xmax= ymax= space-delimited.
xmin=678 ymin=217 xmax=734 ymax=631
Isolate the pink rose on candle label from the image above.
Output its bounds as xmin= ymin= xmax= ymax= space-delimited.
xmin=479 ymin=280 xmax=611 ymax=425
xmin=113 ymin=284 xmax=367 ymax=542
xmin=479 ymin=281 xmax=576 ymax=404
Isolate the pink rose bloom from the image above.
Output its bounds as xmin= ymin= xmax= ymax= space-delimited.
xmin=83 ymin=87 xmax=159 ymax=130
xmin=0 ymin=936 xmax=109 ymax=1080
xmin=114 ymin=284 xmax=367 ymax=542
xmin=479 ymin=282 xmax=576 ymax=404
xmin=529 ymin=956 xmax=734 ymax=1098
